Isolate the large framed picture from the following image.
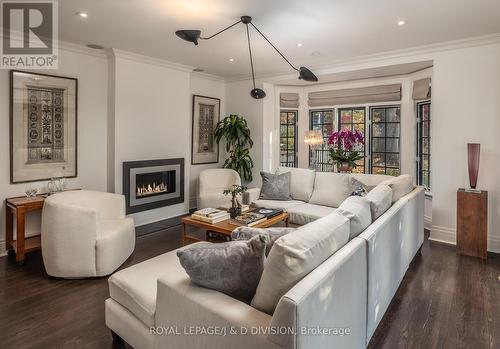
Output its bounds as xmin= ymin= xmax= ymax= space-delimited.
xmin=191 ymin=95 xmax=220 ymax=165
xmin=10 ymin=70 xmax=77 ymax=183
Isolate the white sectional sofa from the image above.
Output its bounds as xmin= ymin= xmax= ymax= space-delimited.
xmin=105 ymin=168 xmax=424 ymax=349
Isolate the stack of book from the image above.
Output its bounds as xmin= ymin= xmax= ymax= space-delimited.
xmin=191 ymin=208 xmax=230 ymax=224
xmin=218 ymin=203 xmax=251 ymax=213
xmin=229 ymin=212 xmax=267 ymax=227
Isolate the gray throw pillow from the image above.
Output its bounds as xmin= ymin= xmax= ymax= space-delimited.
xmin=231 ymin=226 xmax=296 ymax=256
xmin=259 ymin=171 xmax=292 ymax=200
xmin=350 ymin=177 xmax=376 ymax=197
xmin=177 ymin=235 xmax=267 ymax=303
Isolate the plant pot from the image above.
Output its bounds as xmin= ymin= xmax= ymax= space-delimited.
xmin=228 ymin=206 xmax=241 ymax=219
xmin=337 ymin=163 xmax=352 ymax=173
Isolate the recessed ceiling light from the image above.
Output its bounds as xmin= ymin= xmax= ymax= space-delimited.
xmin=76 ymin=12 xmax=88 ymax=18
xmin=229 ymin=58 xmax=235 ymax=62
xmin=311 ymin=51 xmax=321 ymax=56
xmin=397 ymin=19 xmax=406 ymax=26
xmin=297 ymin=43 xmax=303 ymax=47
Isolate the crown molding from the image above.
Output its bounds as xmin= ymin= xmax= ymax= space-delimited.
xmin=111 ymin=49 xmax=195 ymax=73
xmin=58 ymin=40 xmax=108 ymax=59
xmin=190 ymin=70 xmax=226 ymax=83
xmin=225 ymin=32 xmax=500 ymax=83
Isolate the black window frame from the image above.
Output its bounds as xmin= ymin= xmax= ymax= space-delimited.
xmin=279 ymin=110 xmax=298 ymax=168
xmin=369 ymin=105 xmax=401 ymax=176
xmin=308 ymin=109 xmax=335 ymax=171
xmin=416 ymin=101 xmax=431 ymax=189
xmin=338 ymin=107 xmax=367 ymax=173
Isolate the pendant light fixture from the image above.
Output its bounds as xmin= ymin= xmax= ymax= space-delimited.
xmin=176 ymin=16 xmax=318 ymax=99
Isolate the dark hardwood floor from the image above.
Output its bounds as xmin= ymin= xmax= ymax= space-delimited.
xmin=1 ymin=228 xmax=499 ymax=349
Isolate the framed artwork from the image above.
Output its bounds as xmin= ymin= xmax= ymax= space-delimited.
xmin=191 ymin=95 xmax=220 ymax=165
xmin=10 ymin=70 xmax=78 ymax=183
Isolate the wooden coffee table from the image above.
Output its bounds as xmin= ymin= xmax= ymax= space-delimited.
xmin=181 ymin=212 xmax=289 ymax=245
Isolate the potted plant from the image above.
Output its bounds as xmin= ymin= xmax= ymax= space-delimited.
xmin=327 ymin=130 xmax=365 ymax=172
xmin=223 ymin=185 xmax=248 ymax=218
xmin=215 ymin=114 xmax=254 ymax=182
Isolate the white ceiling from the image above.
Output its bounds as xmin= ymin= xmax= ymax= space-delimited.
xmin=59 ymin=0 xmax=500 ymax=79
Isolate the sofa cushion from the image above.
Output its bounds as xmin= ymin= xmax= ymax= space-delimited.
xmin=350 ymin=173 xmax=393 ymax=187
xmin=177 ymin=235 xmax=267 ymax=303
xmin=108 ymin=249 xmax=185 ymax=327
xmin=231 ymin=226 xmax=295 ymax=256
xmin=309 ymin=172 xmax=351 ymax=208
xmin=251 ymin=212 xmax=350 ymax=314
xmin=287 ymin=203 xmax=336 ymax=225
xmin=381 ymin=175 xmax=413 ymax=203
xmin=365 ymin=184 xmax=393 ymax=220
xmin=276 ymin=167 xmax=316 ymax=202
xmin=259 ymin=171 xmax=292 ymax=201
xmin=251 ymin=199 xmax=304 ymax=210
xmin=335 ymin=196 xmax=372 ymax=240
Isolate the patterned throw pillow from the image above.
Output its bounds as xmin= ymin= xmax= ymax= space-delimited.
xmin=177 ymin=235 xmax=267 ymax=303
xmin=350 ymin=177 xmax=375 ymax=197
xmin=231 ymin=226 xmax=296 ymax=256
xmin=259 ymin=171 xmax=292 ymax=201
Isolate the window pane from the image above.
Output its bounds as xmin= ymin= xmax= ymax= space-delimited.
xmin=353 ymin=109 xmax=365 ymax=123
xmin=287 ymin=113 xmax=295 ymax=124
xmin=422 ymin=154 xmax=429 ymax=171
xmin=372 ymin=109 xmax=385 ymax=122
xmin=386 ymin=138 xmax=399 ymax=153
xmin=372 ymin=124 xmax=385 ymax=137
xmin=372 ymin=138 xmax=385 ymax=152
xmin=280 ymin=113 xmax=287 ymax=124
xmin=423 ymin=138 xmax=430 ymax=154
xmin=387 ymin=108 xmax=400 ymax=122
xmin=372 ymin=153 xmax=385 ymax=166
xmin=387 ymin=153 xmax=400 ymax=167
xmin=386 ymin=123 xmax=400 ymax=137
xmin=341 ymin=110 xmax=352 ymax=124
xmin=312 ymin=112 xmax=322 ymax=124
xmin=423 ymin=121 xmax=430 ymax=137
xmin=372 ymin=167 xmax=386 ymax=174
xmin=324 ymin=112 xmax=334 ymax=124
xmin=386 ymin=168 xmax=400 ymax=177
xmin=288 ymin=126 xmax=295 ymax=138
xmin=341 ymin=124 xmax=351 ymax=131
xmin=280 ymin=111 xmax=297 ymax=168
xmin=354 ymin=123 xmax=365 ymax=133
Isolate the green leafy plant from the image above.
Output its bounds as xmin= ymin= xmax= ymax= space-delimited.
xmin=223 ymin=185 xmax=248 ymax=209
xmin=215 ymin=114 xmax=254 ymax=182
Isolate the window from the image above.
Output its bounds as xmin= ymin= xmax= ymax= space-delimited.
xmin=370 ymin=106 xmax=401 ymax=176
xmin=280 ymin=110 xmax=298 ymax=167
xmin=309 ymin=110 xmax=334 ymax=171
xmin=417 ymin=102 xmax=431 ymax=189
xmin=338 ymin=107 xmax=366 ymax=173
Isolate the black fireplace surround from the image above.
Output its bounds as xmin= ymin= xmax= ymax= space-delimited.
xmin=123 ymin=158 xmax=184 ymax=214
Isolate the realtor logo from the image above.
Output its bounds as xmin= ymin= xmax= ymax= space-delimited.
xmin=1 ymin=0 xmax=58 ymax=68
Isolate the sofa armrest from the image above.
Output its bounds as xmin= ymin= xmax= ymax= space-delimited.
xmin=243 ymin=187 xmax=261 ymax=205
xmin=269 ymin=238 xmax=367 ymax=349
xmin=155 ymin=275 xmax=282 ymax=349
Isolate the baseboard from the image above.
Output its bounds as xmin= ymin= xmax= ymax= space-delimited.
xmin=0 ymin=240 xmax=6 ymax=257
xmin=424 ymin=215 xmax=432 ymax=230
xmin=135 ymin=209 xmax=196 ymax=237
xmin=430 ymin=225 xmax=500 ymax=253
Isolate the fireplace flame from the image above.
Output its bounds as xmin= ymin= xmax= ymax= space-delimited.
xmin=136 ymin=181 xmax=167 ymax=197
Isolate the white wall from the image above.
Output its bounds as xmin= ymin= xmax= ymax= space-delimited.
xmin=0 ymin=44 xmax=108 ymax=254
xmin=189 ymin=74 xmax=226 ymax=208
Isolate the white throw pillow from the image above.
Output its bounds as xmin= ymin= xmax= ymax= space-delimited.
xmin=335 ymin=196 xmax=372 ymax=240
xmin=381 ymin=175 xmax=413 ymax=203
xmin=365 ymin=184 xmax=393 ymax=220
xmin=251 ymin=212 xmax=350 ymax=315
xmin=276 ymin=167 xmax=316 ymax=202
xmin=308 ymin=172 xmax=351 ymax=208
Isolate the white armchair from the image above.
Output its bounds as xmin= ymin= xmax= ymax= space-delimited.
xmin=197 ymin=169 xmax=241 ymax=209
xmin=41 ymin=190 xmax=135 ymax=278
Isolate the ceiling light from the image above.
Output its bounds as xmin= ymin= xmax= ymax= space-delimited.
xmin=311 ymin=51 xmax=321 ymax=56
xmin=76 ymin=12 xmax=88 ymax=18
xmin=176 ymin=15 xmax=318 ymax=99
xmin=229 ymin=58 xmax=235 ymax=62
xmin=297 ymin=43 xmax=303 ymax=47
xmin=397 ymin=19 xmax=406 ymax=26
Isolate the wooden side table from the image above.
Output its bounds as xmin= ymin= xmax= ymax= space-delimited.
xmin=5 ymin=195 xmax=45 ymax=264
xmin=456 ymin=189 xmax=488 ymax=259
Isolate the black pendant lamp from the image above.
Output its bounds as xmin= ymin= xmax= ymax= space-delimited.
xmin=176 ymin=16 xmax=318 ymax=99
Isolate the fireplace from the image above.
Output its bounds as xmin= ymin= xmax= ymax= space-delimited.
xmin=123 ymin=158 xmax=184 ymax=214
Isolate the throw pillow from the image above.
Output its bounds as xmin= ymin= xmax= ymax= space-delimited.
xmin=381 ymin=175 xmax=413 ymax=203
xmin=276 ymin=167 xmax=316 ymax=201
xmin=350 ymin=177 xmax=376 ymax=197
xmin=259 ymin=171 xmax=292 ymax=201
xmin=177 ymin=235 xmax=267 ymax=303
xmin=231 ymin=226 xmax=296 ymax=256
xmin=335 ymin=196 xmax=372 ymax=240
xmin=308 ymin=172 xmax=351 ymax=208
xmin=251 ymin=212 xmax=350 ymax=315
xmin=365 ymin=184 xmax=393 ymax=220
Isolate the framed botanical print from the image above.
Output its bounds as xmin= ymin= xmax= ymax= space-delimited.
xmin=191 ymin=95 xmax=220 ymax=165
xmin=10 ymin=70 xmax=77 ymax=183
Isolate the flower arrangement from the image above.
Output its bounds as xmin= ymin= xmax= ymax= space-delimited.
xmin=327 ymin=130 xmax=365 ymax=170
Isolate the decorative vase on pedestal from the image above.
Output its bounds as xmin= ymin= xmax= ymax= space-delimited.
xmin=467 ymin=143 xmax=480 ymax=190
